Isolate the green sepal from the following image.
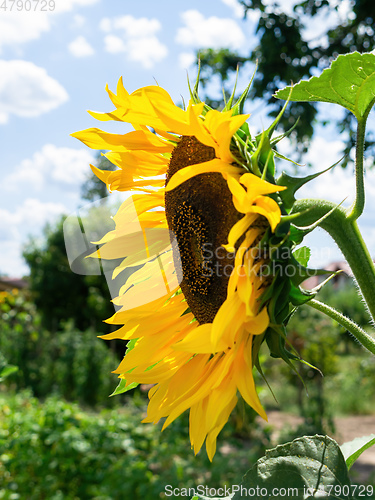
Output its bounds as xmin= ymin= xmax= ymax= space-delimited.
xmin=309 ymin=271 xmax=342 ymax=294
xmin=288 ymin=254 xmax=331 ymax=287
xmin=110 ymin=338 xmax=140 ymax=396
xmin=276 ymin=159 xmax=341 ymax=211
xmin=274 ymin=220 xmax=291 ymax=238
xmin=110 ymin=379 xmax=139 ymax=397
xmin=251 ymin=131 xmax=276 ymax=177
xmin=187 ymin=60 xmax=202 ymax=105
xmin=273 ymin=150 xmax=302 ymax=167
xmin=260 ymin=272 xmax=290 ymax=318
xmin=253 ymin=338 xmax=279 ymax=405
xmin=280 ymin=207 xmax=317 ymax=224
xmin=289 ymin=198 xmax=345 ymax=246
xmin=230 ymin=63 xmax=257 ymax=115
xmin=236 ymin=122 xmax=252 ymax=143
xmin=270 ymin=117 xmax=300 ymax=147
xmin=266 ymin=326 xmax=300 ymax=363
xmin=289 ymin=282 xmax=315 ymax=306
xmin=265 ymin=326 xmax=311 ymax=392
xmin=263 ymin=86 xmax=292 ymax=140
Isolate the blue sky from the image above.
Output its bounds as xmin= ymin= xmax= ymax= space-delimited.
xmin=1 ymin=0 xmax=374 ymax=277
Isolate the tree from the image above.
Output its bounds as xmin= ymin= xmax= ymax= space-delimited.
xmin=23 ymin=216 xmax=114 ymax=333
xmin=198 ymin=0 xmax=375 ymax=161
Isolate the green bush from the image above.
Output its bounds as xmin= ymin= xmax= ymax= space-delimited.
xmin=0 ymin=391 xmax=268 ymax=500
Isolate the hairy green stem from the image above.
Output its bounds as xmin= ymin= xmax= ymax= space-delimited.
xmin=347 ymin=117 xmax=366 ymax=221
xmin=292 ymin=199 xmax=375 ymax=322
xmin=307 ymin=299 xmax=375 ymax=356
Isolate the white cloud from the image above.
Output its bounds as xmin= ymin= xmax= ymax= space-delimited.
xmin=0 ymin=199 xmax=66 ymax=240
xmin=284 ymin=135 xmax=375 ymax=215
xmin=0 ymin=0 xmax=99 ymax=52
xmin=126 ymin=37 xmax=168 ymax=69
xmin=221 ymin=0 xmax=244 ymax=18
xmin=0 ymin=198 xmax=67 ymax=276
xmin=100 ymin=15 xmax=168 ymax=68
xmin=71 ymin=14 xmax=86 ymax=28
xmin=0 ymin=242 xmax=29 ymax=277
xmin=0 ymin=60 xmax=68 ymax=123
xmin=176 ymin=10 xmax=245 ymax=50
xmin=99 ymin=17 xmax=112 ymax=32
xmin=53 ymin=0 xmax=99 ymax=13
xmin=178 ymin=52 xmax=197 ymax=69
xmin=0 ymin=111 xmax=8 ymax=124
xmin=5 ymin=144 xmax=94 ymax=191
xmin=0 ymin=12 xmax=50 ymax=52
xmin=104 ymin=34 xmax=126 ymax=54
xmin=111 ymin=15 xmax=162 ymax=37
xmin=68 ymin=36 xmax=95 ymax=57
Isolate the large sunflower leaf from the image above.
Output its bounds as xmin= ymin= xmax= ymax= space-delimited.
xmin=340 ymin=434 xmax=375 ymax=470
xmin=275 ymin=52 xmax=375 ymax=120
xmin=233 ymin=435 xmax=353 ymax=500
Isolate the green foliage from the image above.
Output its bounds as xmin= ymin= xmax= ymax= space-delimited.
xmin=198 ymin=0 xmax=375 ymax=160
xmin=0 ymin=290 xmax=119 ymax=406
xmin=259 ymin=281 xmax=373 ymax=437
xmin=0 ymin=391 xmax=269 ymax=500
xmin=327 ymin=354 xmax=375 ymax=415
xmin=23 ymin=216 xmax=114 ymax=333
xmin=234 ymin=436 xmax=353 ymax=500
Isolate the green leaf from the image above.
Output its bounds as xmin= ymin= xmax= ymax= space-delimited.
xmin=233 ymin=435 xmax=353 ymax=500
xmin=110 ymin=338 xmax=139 ymax=396
xmin=292 ymin=246 xmax=311 ymax=267
xmin=0 ymin=364 xmax=18 ymax=381
xmin=340 ymin=434 xmax=375 ymax=470
xmin=110 ymin=378 xmax=139 ymax=397
xmin=275 ymin=51 xmax=375 ymax=120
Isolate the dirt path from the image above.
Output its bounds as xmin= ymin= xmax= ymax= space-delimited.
xmin=263 ymin=411 xmax=375 ymax=484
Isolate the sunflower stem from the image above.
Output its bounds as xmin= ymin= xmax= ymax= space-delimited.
xmin=346 ymin=117 xmax=366 ymax=221
xmin=306 ymin=299 xmax=375 ymax=356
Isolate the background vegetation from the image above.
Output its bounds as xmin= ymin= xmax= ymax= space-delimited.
xmin=2 ymin=1 xmax=375 ymax=497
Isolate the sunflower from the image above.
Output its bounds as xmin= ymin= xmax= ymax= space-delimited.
xmin=72 ymin=78 xmax=289 ymax=460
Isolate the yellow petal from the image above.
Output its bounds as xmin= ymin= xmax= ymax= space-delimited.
xmin=248 ymin=196 xmax=282 ymax=232
xmin=205 ymin=393 xmax=237 ymax=461
xmin=211 ymin=293 xmax=246 ymax=349
xmin=244 ymin=306 xmax=269 ymax=335
xmin=234 ymin=340 xmax=267 ymax=420
xmin=173 ymin=323 xmax=215 ymax=353
xmin=240 ymin=172 xmax=286 ymax=198
xmin=165 ymin=158 xmax=243 ymax=191
xmin=224 ymin=213 xmax=258 ymax=252
xmin=71 ymin=128 xmax=173 ymax=153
